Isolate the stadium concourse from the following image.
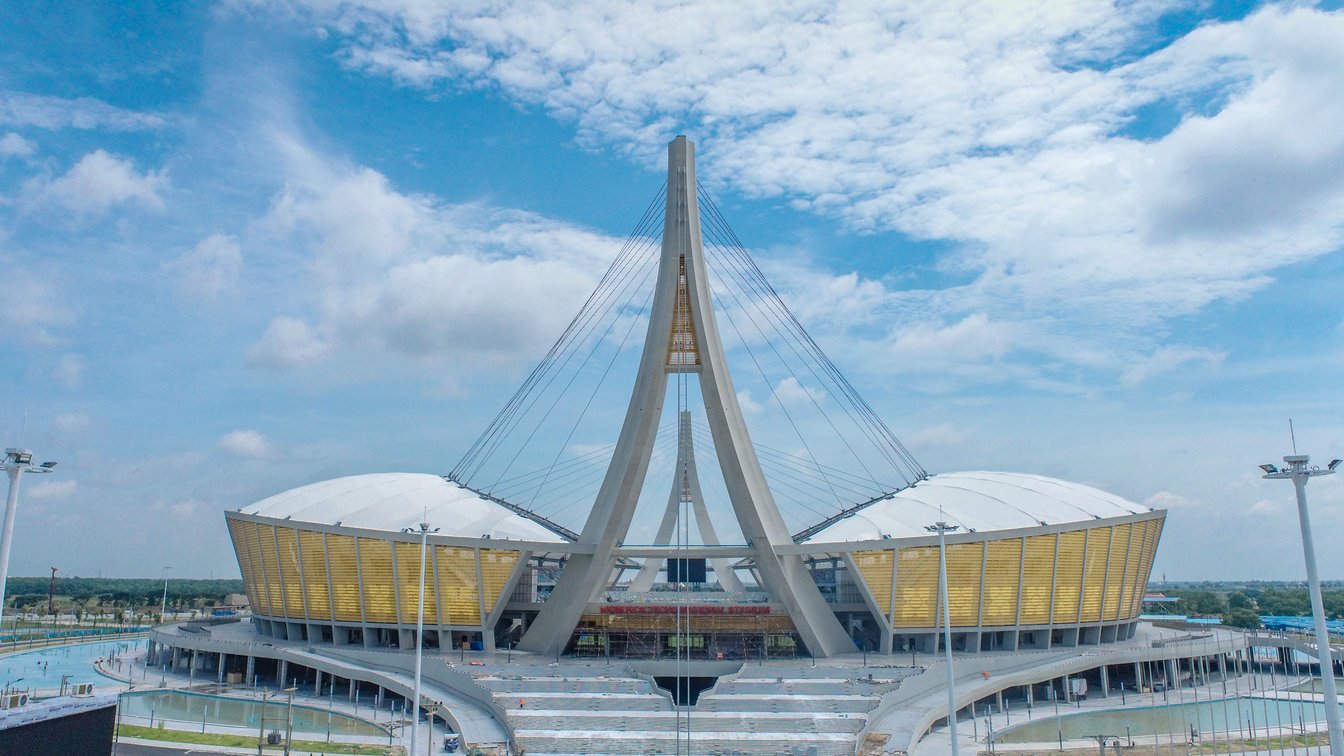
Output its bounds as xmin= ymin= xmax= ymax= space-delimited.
xmin=156 ymin=137 xmax=1171 ymax=755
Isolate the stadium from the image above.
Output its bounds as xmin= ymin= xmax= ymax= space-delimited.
xmin=226 ymin=468 xmax=1163 ymax=659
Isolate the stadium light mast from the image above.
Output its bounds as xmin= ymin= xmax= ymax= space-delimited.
xmin=926 ymin=519 xmax=961 ymax=756
xmin=1262 ymin=453 xmax=1343 ymax=756
xmin=160 ymin=566 xmax=171 ymax=622
xmin=402 ymin=519 xmax=438 ymax=756
xmin=0 ymin=448 xmax=56 ymax=627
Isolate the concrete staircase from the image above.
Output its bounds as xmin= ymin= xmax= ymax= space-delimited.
xmin=470 ymin=663 xmax=918 ymax=756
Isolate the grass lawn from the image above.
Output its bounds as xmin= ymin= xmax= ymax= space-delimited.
xmin=116 ymin=723 xmax=403 ymax=755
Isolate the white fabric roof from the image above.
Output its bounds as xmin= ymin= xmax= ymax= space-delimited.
xmin=239 ymin=473 xmax=566 ymax=543
xmin=804 ymin=471 xmax=1153 ymax=543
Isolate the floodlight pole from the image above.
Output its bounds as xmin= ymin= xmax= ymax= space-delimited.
xmin=1263 ymin=454 xmax=1342 ymax=756
xmin=927 ymin=520 xmax=961 ymax=756
xmin=403 ymin=520 xmax=437 ymax=756
xmin=0 ymin=448 xmax=56 ymax=627
xmin=160 ymin=566 xmax=171 ymax=623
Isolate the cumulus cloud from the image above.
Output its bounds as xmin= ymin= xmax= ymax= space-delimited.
xmin=907 ymin=423 xmax=971 ymax=448
xmin=164 ymin=233 xmax=242 ymax=300
xmin=0 ymin=269 xmax=73 ymax=342
xmin=0 ymin=91 xmax=167 ymax=131
xmin=274 ymin=1 xmax=1344 ymax=385
xmin=249 ymin=141 xmax=620 ymax=373
xmin=889 ymin=313 xmax=1016 ymax=363
xmin=27 ymin=479 xmax=77 ymax=500
xmin=219 ymin=429 xmax=272 ymax=458
xmin=247 ymin=317 xmax=330 ymax=368
xmin=53 ymin=412 xmax=92 ymax=435
xmin=1145 ymin=490 xmax=1200 ymax=510
xmin=26 ymin=149 xmax=166 ymax=219
xmin=53 ymin=353 xmax=85 ymax=390
xmin=0 ymin=132 xmax=35 ymax=159
xmin=1120 ymin=346 xmax=1226 ymax=387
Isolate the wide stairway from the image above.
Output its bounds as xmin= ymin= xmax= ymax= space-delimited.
xmin=471 ymin=663 xmax=918 ymax=756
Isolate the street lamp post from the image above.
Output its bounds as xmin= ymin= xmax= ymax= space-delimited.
xmin=0 ymin=449 xmax=56 ymax=627
xmin=1261 ymin=453 xmax=1343 ymax=756
xmin=927 ymin=520 xmax=961 ymax=756
xmin=159 ymin=567 xmax=171 ymax=624
xmin=402 ymin=519 xmax=438 ymax=756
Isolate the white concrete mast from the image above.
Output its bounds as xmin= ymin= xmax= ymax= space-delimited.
xmin=517 ymin=136 xmax=853 ymax=657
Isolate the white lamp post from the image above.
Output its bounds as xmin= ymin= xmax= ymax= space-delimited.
xmin=160 ymin=566 xmax=171 ymax=623
xmin=0 ymin=448 xmax=56 ymax=627
xmin=1262 ymin=454 xmax=1343 ymax=756
xmin=402 ymin=520 xmax=438 ymax=756
xmin=927 ymin=519 xmax=961 ymax=756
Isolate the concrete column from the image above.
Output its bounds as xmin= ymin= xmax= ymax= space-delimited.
xmin=217 ymin=653 xmax=227 ymax=683
xmin=1026 ymin=684 xmax=1034 ymax=708
xmin=314 ymin=670 xmax=322 ymax=695
xmin=278 ymin=659 xmax=288 ymax=688
xmin=349 ymin=678 xmax=357 ymax=701
xmin=484 ymin=630 xmax=496 ymax=655
xmin=376 ymin=686 xmax=384 ymax=709
xmin=1134 ymin=662 xmax=1143 ymax=691
xmin=333 ymin=625 xmax=349 ymax=646
xmin=1218 ymin=653 xmax=1227 ymax=680
xmin=245 ymin=656 xmax=256 ymax=687
xmin=880 ymin=630 xmax=892 ymax=655
xmin=171 ymin=646 xmax=182 ymax=672
xmin=1100 ymin=666 xmax=1109 ymax=697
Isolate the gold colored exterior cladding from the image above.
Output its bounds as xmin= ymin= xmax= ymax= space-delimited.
xmin=298 ymin=530 xmax=331 ymax=620
xmin=1052 ymin=530 xmax=1085 ymax=623
xmin=1019 ymin=534 xmax=1055 ymax=624
xmin=981 ymin=539 xmax=1022 ymax=626
xmin=1133 ymin=518 xmax=1163 ymax=616
xmin=943 ymin=543 xmax=982 ymax=626
xmin=1079 ymin=526 xmax=1111 ymax=622
xmin=852 ymin=550 xmax=895 ymax=617
xmin=242 ymin=520 xmax=270 ymax=615
xmin=437 ymin=545 xmax=482 ymax=625
xmin=1105 ymin=523 xmax=1132 ymax=621
xmin=274 ymin=526 xmax=304 ymax=618
xmin=892 ymin=546 xmax=937 ymax=627
xmin=226 ymin=519 xmax=261 ymax=613
xmin=394 ymin=541 xmax=437 ymax=625
xmin=326 ymin=534 xmax=361 ymax=622
xmin=480 ymin=549 xmax=521 ymax=615
xmin=359 ymin=538 xmax=397 ymax=623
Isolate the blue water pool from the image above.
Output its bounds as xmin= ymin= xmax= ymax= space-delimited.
xmin=0 ymin=637 xmax=143 ymax=691
xmin=992 ymin=696 xmax=1339 ymax=743
xmin=118 ymin=690 xmax=388 ymax=738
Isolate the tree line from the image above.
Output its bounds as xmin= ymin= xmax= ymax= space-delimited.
xmin=3 ymin=576 xmax=244 ymax=612
xmin=1160 ymin=586 xmax=1344 ymax=629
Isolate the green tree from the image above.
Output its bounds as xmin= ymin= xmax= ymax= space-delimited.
xmin=1223 ymin=608 xmax=1262 ymax=629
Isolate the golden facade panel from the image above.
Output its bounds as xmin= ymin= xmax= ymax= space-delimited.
xmin=1132 ymin=518 xmax=1163 ymax=616
xmin=943 ymin=543 xmax=983 ymax=626
xmin=242 ymin=520 xmax=270 ymax=616
xmin=981 ymin=538 xmax=1022 ymax=626
xmin=394 ymin=541 xmax=437 ymax=625
xmin=1052 ymin=530 xmax=1085 ymax=623
xmin=226 ymin=519 xmax=258 ymax=611
xmin=851 ymin=549 xmax=895 ymax=618
xmin=274 ymin=526 xmax=304 ymax=619
xmin=437 ymin=545 xmax=482 ymax=625
xmin=1079 ymin=526 xmax=1111 ymax=622
xmin=892 ymin=546 xmax=938 ymax=627
xmin=359 ymin=538 xmax=397 ymax=623
xmin=1019 ymin=534 xmax=1055 ymax=625
xmin=326 ymin=534 xmax=361 ymax=622
xmin=298 ymin=530 xmax=331 ymax=620
xmin=480 ymin=549 xmax=521 ymax=617
xmin=1104 ymin=523 xmax=1132 ymax=621
xmin=257 ymin=524 xmax=284 ymax=616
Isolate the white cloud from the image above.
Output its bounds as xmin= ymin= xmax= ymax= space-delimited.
xmin=907 ymin=423 xmax=971 ymax=448
xmin=247 ymin=317 xmax=330 ymax=369
xmin=1120 ymin=346 xmax=1226 ymax=387
xmin=772 ymin=377 xmax=822 ymax=408
xmin=250 ymin=141 xmax=619 ymax=373
xmin=889 ymin=313 xmax=1016 ymax=363
xmin=28 ymin=479 xmax=76 ymax=500
xmin=53 ymin=353 xmax=85 ymax=390
xmin=1247 ymin=498 xmax=1281 ymax=515
xmin=0 ymin=270 xmax=73 ymax=342
xmin=53 ymin=412 xmax=92 ymax=435
xmin=164 ymin=233 xmax=242 ymax=300
xmin=1145 ymin=490 xmax=1200 ymax=510
xmin=0 ymin=132 xmax=35 ymax=159
xmin=26 ymin=149 xmax=166 ymax=219
xmin=279 ymin=2 xmax=1344 ymax=384
xmin=736 ymin=390 xmax=763 ymax=415
xmin=219 ymin=429 xmax=272 ymax=458
xmin=0 ymin=91 xmax=167 ymax=131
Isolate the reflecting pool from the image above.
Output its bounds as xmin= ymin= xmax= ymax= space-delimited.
xmin=118 ymin=690 xmax=388 ymax=738
xmin=0 ymin=638 xmax=143 ymax=689
xmin=992 ymin=696 xmax=1339 ymax=743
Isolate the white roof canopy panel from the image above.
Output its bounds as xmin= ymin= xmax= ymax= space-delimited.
xmin=239 ymin=473 xmax=565 ymax=543
xmin=803 ymin=471 xmax=1153 ymax=544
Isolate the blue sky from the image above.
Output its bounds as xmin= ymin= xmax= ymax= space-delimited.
xmin=1 ymin=0 xmax=1343 ymax=581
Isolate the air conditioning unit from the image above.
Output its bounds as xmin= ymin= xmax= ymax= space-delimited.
xmin=0 ymin=693 xmax=29 ymax=709
xmin=72 ymin=683 xmax=95 ymax=696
